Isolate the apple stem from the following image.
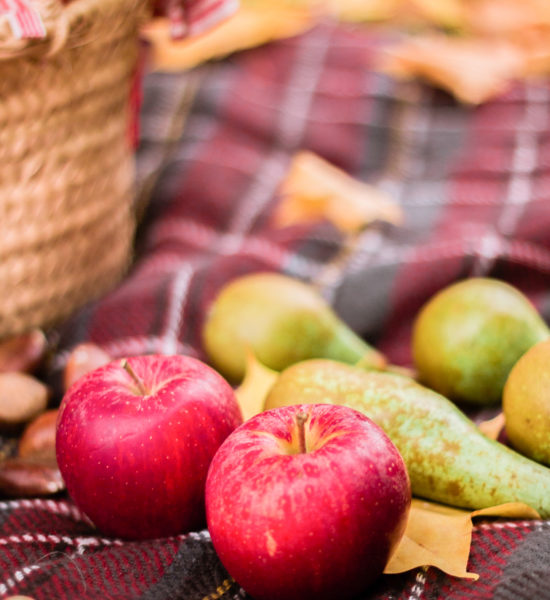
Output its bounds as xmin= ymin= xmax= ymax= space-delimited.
xmin=121 ymin=359 xmax=149 ymax=395
xmin=296 ymin=411 xmax=309 ymax=454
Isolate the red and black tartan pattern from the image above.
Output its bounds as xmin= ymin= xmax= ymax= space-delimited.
xmin=3 ymin=18 xmax=550 ymax=600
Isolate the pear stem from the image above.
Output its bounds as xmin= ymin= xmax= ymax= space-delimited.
xmin=122 ymin=359 xmax=149 ymax=395
xmin=296 ymin=411 xmax=309 ymax=454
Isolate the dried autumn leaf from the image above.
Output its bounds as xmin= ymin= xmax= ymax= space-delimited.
xmin=379 ymin=34 xmax=525 ymax=104
xmin=274 ymin=151 xmax=403 ymax=234
xmin=515 ymin=28 xmax=550 ymax=77
xmin=385 ymin=499 xmax=539 ymax=578
xmin=403 ymin=0 xmax=466 ymax=29
xmin=142 ymin=2 xmax=314 ymax=71
xmin=235 ymin=352 xmax=279 ymax=421
xmin=323 ymin=0 xmax=401 ymax=23
xmin=478 ymin=411 xmax=506 ymax=440
xmin=463 ymin=0 xmax=550 ymax=37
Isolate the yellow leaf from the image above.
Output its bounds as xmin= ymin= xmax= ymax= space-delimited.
xmin=385 ymin=499 xmax=540 ymax=578
xmin=274 ymin=151 xmax=403 ymax=234
xmin=324 ymin=0 xmax=401 ymax=23
xmin=478 ymin=412 xmax=506 ymax=440
xmin=235 ymin=352 xmax=279 ymax=421
xmin=378 ymin=34 xmax=525 ymax=104
xmin=403 ymin=0 xmax=467 ymax=30
xmin=141 ymin=4 xmax=315 ymax=71
xmin=464 ymin=0 xmax=550 ymax=37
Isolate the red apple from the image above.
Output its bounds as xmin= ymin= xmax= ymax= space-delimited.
xmin=56 ymin=354 xmax=242 ymax=540
xmin=205 ymin=403 xmax=411 ymax=600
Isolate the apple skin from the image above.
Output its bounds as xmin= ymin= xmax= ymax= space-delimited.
xmin=56 ymin=354 xmax=242 ymax=540
xmin=205 ymin=403 xmax=411 ymax=600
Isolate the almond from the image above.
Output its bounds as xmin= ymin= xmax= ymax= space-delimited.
xmin=0 ymin=373 xmax=49 ymax=430
xmin=18 ymin=409 xmax=59 ymax=459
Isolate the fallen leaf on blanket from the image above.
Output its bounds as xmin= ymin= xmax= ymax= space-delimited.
xmin=385 ymin=499 xmax=540 ymax=579
xmin=402 ymin=0 xmax=466 ymax=29
xmin=142 ymin=2 xmax=315 ymax=71
xmin=373 ymin=0 xmax=550 ymax=103
xmin=463 ymin=0 xmax=550 ymax=37
xmin=273 ymin=151 xmax=403 ymax=234
xmin=323 ymin=0 xmax=400 ymax=23
xmin=478 ymin=411 xmax=506 ymax=440
xmin=235 ymin=352 xmax=279 ymax=421
xmin=323 ymin=0 xmax=465 ymax=27
xmin=378 ymin=34 xmax=525 ymax=104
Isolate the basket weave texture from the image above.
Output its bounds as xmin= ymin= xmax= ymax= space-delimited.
xmin=0 ymin=0 xmax=147 ymax=339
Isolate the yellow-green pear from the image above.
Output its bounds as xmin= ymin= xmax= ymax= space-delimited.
xmin=202 ymin=272 xmax=386 ymax=382
xmin=412 ymin=277 xmax=549 ymax=405
xmin=503 ymin=338 xmax=550 ymax=466
xmin=265 ymin=359 xmax=550 ymax=517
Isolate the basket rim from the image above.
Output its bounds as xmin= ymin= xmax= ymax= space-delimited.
xmin=0 ymin=0 xmax=148 ymax=60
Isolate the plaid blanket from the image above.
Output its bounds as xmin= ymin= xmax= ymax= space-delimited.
xmin=4 ymin=16 xmax=550 ymax=600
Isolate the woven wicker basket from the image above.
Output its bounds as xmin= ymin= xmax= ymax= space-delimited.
xmin=0 ymin=0 xmax=147 ymax=339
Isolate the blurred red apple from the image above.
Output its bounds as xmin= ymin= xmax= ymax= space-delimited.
xmin=205 ymin=403 xmax=411 ymax=600
xmin=56 ymin=354 xmax=242 ymax=539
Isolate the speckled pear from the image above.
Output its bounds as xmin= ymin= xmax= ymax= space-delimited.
xmin=412 ymin=278 xmax=549 ymax=405
xmin=202 ymin=272 xmax=386 ymax=382
xmin=264 ymin=359 xmax=550 ymax=517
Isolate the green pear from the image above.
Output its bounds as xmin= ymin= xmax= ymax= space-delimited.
xmin=202 ymin=272 xmax=386 ymax=382
xmin=412 ymin=277 xmax=549 ymax=405
xmin=264 ymin=359 xmax=550 ymax=517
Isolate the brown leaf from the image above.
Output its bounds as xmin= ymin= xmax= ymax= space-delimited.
xmin=235 ymin=352 xmax=279 ymax=421
xmin=385 ymin=499 xmax=539 ymax=578
xmin=273 ymin=151 xmax=403 ymax=233
xmin=0 ymin=456 xmax=64 ymax=497
xmin=0 ymin=330 xmax=47 ymax=374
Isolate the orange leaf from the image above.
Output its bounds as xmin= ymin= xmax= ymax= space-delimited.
xmin=405 ymin=0 xmax=466 ymax=29
xmin=235 ymin=352 xmax=279 ymax=421
xmin=378 ymin=34 xmax=525 ymax=104
xmin=478 ymin=412 xmax=506 ymax=440
xmin=142 ymin=4 xmax=314 ymax=71
xmin=323 ymin=0 xmax=401 ymax=23
xmin=274 ymin=151 xmax=403 ymax=234
xmin=385 ymin=499 xmax=539 ymax=578
xmin=464 ymin=0 xmax=550 ymax=37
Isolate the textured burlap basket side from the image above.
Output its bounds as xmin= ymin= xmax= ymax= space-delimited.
xmin=0 ymin=0 xmax=147 ymax=339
